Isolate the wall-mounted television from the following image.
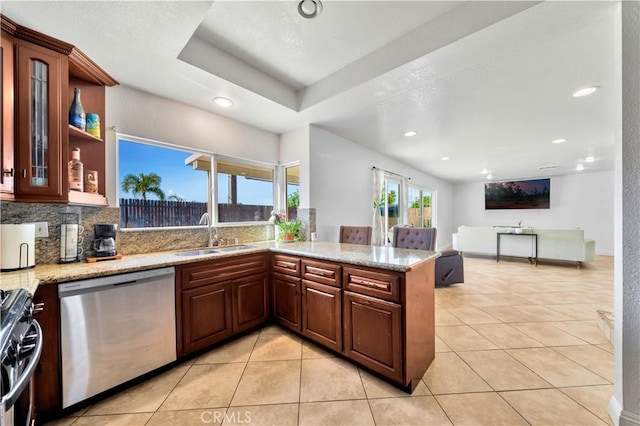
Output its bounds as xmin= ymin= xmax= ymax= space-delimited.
xmin=485 ymin=178 xmax=550 ymax=210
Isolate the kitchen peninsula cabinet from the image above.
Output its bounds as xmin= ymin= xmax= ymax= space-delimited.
xmin=1 ymin=14 xmax=117 ymax=204
xmin=269 ymin=249 xmax=436 ymax=392
xmin=176 ymin=253 xmax=269 ymax=357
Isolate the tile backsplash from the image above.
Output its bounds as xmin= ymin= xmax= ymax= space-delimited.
xmin=0 ymin=202 xmax=315 ymax=265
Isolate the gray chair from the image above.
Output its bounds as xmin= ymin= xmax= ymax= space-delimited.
xmin=339 ymin=226 xmax=372 ymax=245
xmin=392 ymin=226 xmax=464 ymax=286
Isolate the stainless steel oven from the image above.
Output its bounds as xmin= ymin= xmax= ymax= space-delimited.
xmin=1 ymin=288 xmax=43 ymax=426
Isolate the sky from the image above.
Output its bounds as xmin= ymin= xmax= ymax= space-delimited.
xmin=118 ymin=139 xmax=275 ymax=205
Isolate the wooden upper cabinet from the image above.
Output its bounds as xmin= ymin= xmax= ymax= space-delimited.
xmin=1 ymin=33 xmax=14 ymax=196
xmin=14 ymin=39 xmax=67 ymax=201
xmin=1 ymin=14 xmax=117 ymax=204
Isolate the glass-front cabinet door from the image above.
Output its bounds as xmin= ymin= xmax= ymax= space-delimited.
xmin=15 ymin=40 xmax=67 ymax=201
xmin=1 ymin=33 xmax=15 ymax=195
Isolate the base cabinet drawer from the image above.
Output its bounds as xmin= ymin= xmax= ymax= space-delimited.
xmin=343 ymin=291 xmax=403 ymax=382
xmin=343 ymin=267 xmax=401 ymax=302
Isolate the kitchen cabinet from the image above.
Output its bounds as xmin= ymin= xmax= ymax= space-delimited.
xmin=182 ymin=281 xmax=233 ymax=354
xmin=272 ymin=272 xmax=301 ymax=332
xmin=32 ymin=283 xmax=61 ymax=424
xmin=1 ymin=33 xmax=14 ymax=196
xmin=343 ymin=290 xmax=402 ymax=381
xmin=270 ymin=252 xmax=435 ymax=392
xmin=300 ymin=259 xmax=342 ymax=351
xmin=232 ymin=272 xmax=269 ymax=334
xmin=176 ymin=253 xmax=269 ymax=357
xmin=14 ymin=39 xmax=67 ymax=201
xmin=1 ymin=15 xmax=117 ymax=204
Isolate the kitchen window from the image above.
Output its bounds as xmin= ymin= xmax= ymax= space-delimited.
xmin=117 ymin=137 xmax=277 ymax=228
xmin=214 ymin=158 xmax=275 ymax=223
xmin=117 ymin=137 xmax=209 ymax=228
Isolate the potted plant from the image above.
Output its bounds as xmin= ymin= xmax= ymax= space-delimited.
xmin=278 ymin=219 xmax=300 ymax=241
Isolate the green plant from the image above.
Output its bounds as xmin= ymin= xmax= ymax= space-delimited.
xmin=278 ymin=219 xmax=300 ymax=234
xmin=121 ymin=172 xmax=166 ymax=200
xmin=287 ymin=189 xmax=300 ymax=208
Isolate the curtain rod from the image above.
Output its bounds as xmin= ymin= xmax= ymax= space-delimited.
xmin=372 ymin=166 xmax=411 ymax=180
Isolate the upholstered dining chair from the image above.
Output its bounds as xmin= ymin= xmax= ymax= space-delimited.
xmin=339 ymin=226 xmax=372 ymax=245
xmin=392 ymin=226 xmax=464 ymax=286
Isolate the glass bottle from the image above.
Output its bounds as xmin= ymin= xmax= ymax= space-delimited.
xmin=68 ymin=147 xmax=84 ymax=191
xmin=69 ymin=87 xmax=86 ymax=130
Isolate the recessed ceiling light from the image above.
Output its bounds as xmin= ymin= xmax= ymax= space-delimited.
xmin=552 ymin=138 xmax=567 ymax=144
xmin=573 ymin=86 xmax=599 ymax=97
xmin=404 ymin=131 xmax=417 ymax=137
xmin=212 ymin=97 xmax=233 ymax=108
xmin=487 ymin=174 xmax=493 ymax=180
xmin=481 ymin=169 xmax=488 ymax=175
xmin=441 ymin=156 xmax=450 ymax=161
xmin=576 ymin=164 xmax=584 ymax=171
xmin=298 ymin=0 xmax=323 ymax=19
xmin=585 ymin=156 xmax=595 ymax=163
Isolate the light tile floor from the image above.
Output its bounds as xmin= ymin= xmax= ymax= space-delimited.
xmin=47 ymin=255 xmax=614 ymax=426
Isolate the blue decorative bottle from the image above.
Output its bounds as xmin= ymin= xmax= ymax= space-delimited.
xmin=69 ymin=88 xmax=86 ymax=130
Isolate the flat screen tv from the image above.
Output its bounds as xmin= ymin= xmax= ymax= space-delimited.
xmin=485 ymin=178 xmax=550 ymax=210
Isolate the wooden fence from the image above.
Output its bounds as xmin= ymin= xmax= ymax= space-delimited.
xmin=120 ymin=199 xmax=208 ymax=228
xmin=120 ymin=199 xmax=274 ymax=227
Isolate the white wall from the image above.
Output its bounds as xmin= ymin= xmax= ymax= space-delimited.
xmin=105 ymin=85 xmax=280 ymax=204
xmin=452 ymin=171 xmax=614 ymax=255
xmin=309 ymin=125 xmax=454 ymax=248
xmin=280 ymin=126 xmax=310 ymax=209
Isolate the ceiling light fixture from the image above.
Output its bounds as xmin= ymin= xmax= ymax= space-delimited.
xmin=552 ymin=138 xmax=567 ymax=144
xmin=481 ymin=169 xmax=488 ymax=175
xmin=212 ymin=97 xmax=233 ymax=108
xmin=572 ymin=86 xmax=599 ymax=97
xmin=576 ymin=164 xmax=584 ymax=171
xmin=585 ymin=156 xmax=595 ymax=163
xmin=298 ymin=0 xmax=323 ymax=19
xmin=487 ymin=174 xmax=493 ymax=180
xmin=441 ymin=156 xmax=450 ymax=161
xmin=404 ymin=131 xmax=417 ymax=137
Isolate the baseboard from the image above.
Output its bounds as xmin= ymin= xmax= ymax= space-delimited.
xmin=610 ymin=395 xmax=640 ymax=426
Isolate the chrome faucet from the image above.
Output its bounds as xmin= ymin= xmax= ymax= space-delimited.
xmin=199 ymin=212 xmax=220 ymax=247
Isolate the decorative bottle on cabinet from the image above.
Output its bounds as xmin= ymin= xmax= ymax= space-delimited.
xmin=68 ymin=148 xmax=84 ymax=191
xmin=69 ymin=87 xmax=86 ymax=130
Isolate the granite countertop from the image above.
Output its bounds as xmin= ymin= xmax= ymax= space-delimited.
xmin=0 ymin=241 xmax=439 ymax=295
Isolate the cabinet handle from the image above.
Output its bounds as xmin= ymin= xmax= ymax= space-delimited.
xmin=351 ymin=277 xmax=389 ymax=291
xmin=306 ymin=266 xmax=333 ymax=277
xmin=2 ymin=168 xmax=13 ymax=177
xmin=276 ymin=261 xmax=294 ymax=269
xmin=22 ymin=169 xmax=27 ymax=178
xmin=360 ymin=299 xmax=372 ymax=306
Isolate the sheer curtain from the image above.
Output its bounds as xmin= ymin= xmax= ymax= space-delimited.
xmin=400 ymin=177 xmax=409 ymax=226
xmin=372 ymin=168 xmax=385 ymax=246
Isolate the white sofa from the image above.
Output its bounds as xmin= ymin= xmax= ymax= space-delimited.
xmin=452 ymin=226 xmax=595 ymax=266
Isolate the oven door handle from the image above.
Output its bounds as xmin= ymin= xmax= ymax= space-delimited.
xmin=1 ymin=320 xmax=43 ymax=408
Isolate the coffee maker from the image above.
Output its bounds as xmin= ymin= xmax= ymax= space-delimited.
xmin=92 ymin=224 xmax=117 ymax=257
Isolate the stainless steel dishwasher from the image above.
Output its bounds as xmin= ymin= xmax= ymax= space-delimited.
xmin=58 ymin=266 xmax=176 ymax=408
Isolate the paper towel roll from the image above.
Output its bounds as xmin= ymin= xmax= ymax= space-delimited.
xmin=1 ymin=224 xmax=36 ymax=271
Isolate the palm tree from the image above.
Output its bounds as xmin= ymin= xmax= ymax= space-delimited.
xmin=121 ymin=172 xmax=166 ymax=200
xmin=167 ymin=194 xmax=184 ymax=202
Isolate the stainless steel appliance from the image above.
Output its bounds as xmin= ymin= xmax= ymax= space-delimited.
xmin=58 ymin=267 xmax=176 ymax=408
xmin=91 ymin=224 xmax=117 ymax=257
xmin=1 ymin=288 xmax=43 ymax=426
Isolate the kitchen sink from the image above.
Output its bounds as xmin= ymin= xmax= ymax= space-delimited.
xmin=213 ymin=245 xmax=257 ymax=252
xmin=175 ymin=249 xmax=221 ymax=256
